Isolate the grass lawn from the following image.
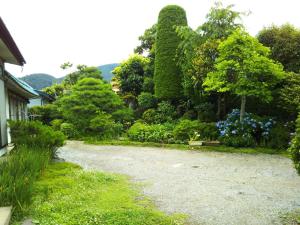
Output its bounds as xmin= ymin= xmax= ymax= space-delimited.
xmin=13 ymin=162 xmax=185 ymax=225
xmin=84 ymin=139 xmax=290 ymax=157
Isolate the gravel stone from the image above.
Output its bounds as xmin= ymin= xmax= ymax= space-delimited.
xmin=58 ymin=141 xmax=300 ymax=225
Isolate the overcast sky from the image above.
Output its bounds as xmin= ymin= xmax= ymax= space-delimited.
xmin=1 ymin=0 xmax=300 ymax=78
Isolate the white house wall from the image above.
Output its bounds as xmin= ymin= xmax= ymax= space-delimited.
xmin=0 ymin=78 xmax=7 ymax=148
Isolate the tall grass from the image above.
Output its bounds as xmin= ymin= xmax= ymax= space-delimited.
xmin=0 ymin=147 xmax=50 ymax=214
xmin=0 ymin=121 xmax=65 ymax=219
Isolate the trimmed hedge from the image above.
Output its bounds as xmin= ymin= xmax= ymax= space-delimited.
xmin=154 ymin=5 xmax=187 ymax=100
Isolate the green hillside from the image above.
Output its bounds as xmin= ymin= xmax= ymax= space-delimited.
xmin=20 ymin=73 xmax=62 ymax=90
xmin=20 ymin=64 xmax=119 ymax=90
xmin=98 ymin=63 xmax=119 ymax=81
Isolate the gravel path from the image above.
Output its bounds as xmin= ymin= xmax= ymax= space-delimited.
xmin=58 ymin=141 xmax=300 ymax=225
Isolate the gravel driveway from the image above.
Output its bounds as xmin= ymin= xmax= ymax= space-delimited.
xmin=58 ymin=141 xmax=300 ymax=225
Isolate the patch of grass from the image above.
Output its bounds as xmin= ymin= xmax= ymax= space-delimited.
xmin=13 ymin=162 xmax=186 ymax=225
xmin=280 ymin=209 xmax=300 ymax=225
xmin=84 ymin=139 xmax=290 ymax=157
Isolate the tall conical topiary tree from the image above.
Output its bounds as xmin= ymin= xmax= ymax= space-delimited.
xmin=154 ymin=5 xmax=187 ymax=100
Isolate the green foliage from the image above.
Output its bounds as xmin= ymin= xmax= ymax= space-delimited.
xmin=134 ymin=24 xmax=157 ymax=56
xmin=156 ymin=101 xmax=176 ymax=123
xmin=89 ymin=112 xmax=123 ymax=139
xmin=138 ymin=92 xmax=157 ymax=110
xmin=21 ymin=162 xmax=185 ymax=225
xmin=154 ymin=5 xmax=187 ymax=100
xmin=289 ymin=113 xmax=300 ymax=175
xmin=60 ymin=123 xmax=77 ymax=138
xmin=142 ymin=77 xmax=155 ymax=93
xmin=176 ymin=2 xmax=243 ymax=104
xmin=199 ymin=2 xmax=243 ymax=39
xmin=266 ymin=123 xmax=291 ymax=150
xmin=63 ymin=66 xmax=103 ymax=87
xmin=58 ymin=78 xmax=124 ymax=133
xmin=111 ymin=108 xmax=134 ymax=127
xmin=98 ymin=63 xmax=119 ymax=82
xmin=9 ymin=120 xmax=65 ymax=158
xmin=29 ymin=104 xmax=62 ymax=125
xmin=258 ymin=24 xmax=300 ymax=73
xmin=204 ymin=29 xmax=285 ymax=120
xmin=42 ymin=84 xmax=64 ymax=98
xmin=50 ymin=119 xmax=63 ymax=131
xmin=142 ymin=109 xmax=157 ymax=124
xmin=173 ymin=120 xmax=199 ymax=142
xmin=0 ymin=146 xmax=50 ymax=218
xmin=278 ymin=72 xmax=300 ymax=116
xmin=1 ymin=121 xmax=65 ymax=218
xmin=113 ymin=54 xmax=150 ymax=96
xmin=220 ymin=134 xmax=256 ymax=148
xmin=128 ymin=122 xmax=174 ymax=143
xmin=173 ymin=120 xmax=218 ymax=142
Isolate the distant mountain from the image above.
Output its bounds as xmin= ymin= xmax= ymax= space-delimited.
xmin=20 ymin=73 xmax=63 ymax=90
xmin=98 ymin=63 xmax=119 ymax=81
xmin=20 ymin=63 xmax=119 ymax=90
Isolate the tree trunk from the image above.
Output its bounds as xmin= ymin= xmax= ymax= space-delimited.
xmin=217 ymin=95 xmax=221 ymax=120
xmin=240 ymin=95 xmax=246 ymax=122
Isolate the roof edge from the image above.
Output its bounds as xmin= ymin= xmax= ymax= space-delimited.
xmin=0 ymin=17 xmax=26 ymax=66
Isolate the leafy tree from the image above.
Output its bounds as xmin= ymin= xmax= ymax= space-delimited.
xmin=57 ymin=78 xmax=124 ymax=133
xmin=137 ymin=92 xmax=157 ymax=110
xmin=112 ymin=54 xmax=149 ymax=97
xmin=43 ymin=84 xmax=64 ymax=98
xmin=277 ymin=72 xmax=300 ymax=116
xmin=63 ymin=66 xmax=103 ymax=87
xmin=258 ymin=24 xmax=300 ymax=72
xmin=176 ymin=2 xmax=244 ymax=118
xmin=134 ymin=24 xmax=157 ymax=56
xmin=203 ymin=29 xmax=285 ymax=121
xmin=154 ymin=5 xmax=187 ymax=100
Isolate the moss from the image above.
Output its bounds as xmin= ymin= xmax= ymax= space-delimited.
xmin=154 ymin=5 xmax=187 ymax=100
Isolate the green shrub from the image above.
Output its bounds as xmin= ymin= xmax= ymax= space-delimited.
xmin=154 ymin=5 xmax=187 ymax=100
xmin=89 ymin=112 xmax=123 ymax=139
xmin=0 ymin=146 xmax=50 ymax=216
xmin=173 ymin=120 xmax=199 ymax=142
xmin=198 ymin=122 xmax=219 ymax=141
xmin=173 ymin=120 xmax=218 ymax=142
xmin=9 ymin=120 xmax=65 ymax=158
xmin=142 ymin=109 xmax=157 ymax=124
xmin=138 ymin=92 xmax=157 ymax=110
xmin=111 ymin=108 xmax=134 ymax=125
xmin=289 ymin=113 xmax=300 ymax=175
xmin=29 ymin=104 xmax=62 ymax=125
xmin=220 ymin=134 xmax=256 ymax=148
xmin=266 ymin=123 xmax=290 ymax=149
xmin=127 ymin=122 xmax=174 ymax=143
xmin=155 ymin=101 xmax=176 ymax=123
xmin=50 ymin=119 xmax=63 ymax=131
xmin=60 ymin=123 xmax=77 ymax=138
xmin=181 ymin=110 xmax=197 ymax=120
xmin=142 ymin=77 xmax=154 ymax=93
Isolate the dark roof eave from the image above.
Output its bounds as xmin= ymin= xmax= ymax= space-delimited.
xmin=0 ymin=17 xmax=26 ymax=66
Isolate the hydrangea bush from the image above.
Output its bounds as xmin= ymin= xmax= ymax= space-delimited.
xmin=217 ymin=109 xmax=275 ymax=147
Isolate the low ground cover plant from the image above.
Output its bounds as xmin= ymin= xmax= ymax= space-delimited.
xmin=12 ymin=162 xmax=186 ymax=225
